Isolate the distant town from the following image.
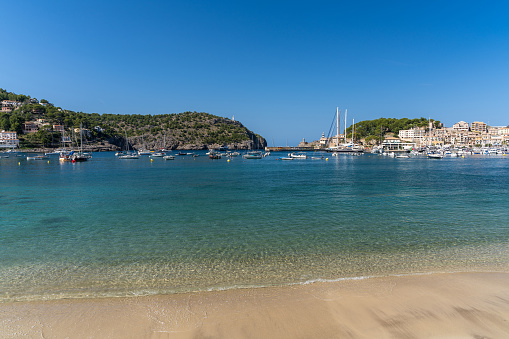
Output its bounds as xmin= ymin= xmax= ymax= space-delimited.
xmin=301 ymin=120 xmax=509 ymax=149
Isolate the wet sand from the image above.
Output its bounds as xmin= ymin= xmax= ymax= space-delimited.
xmin=1 ymin=272 xmax=509 ymax=338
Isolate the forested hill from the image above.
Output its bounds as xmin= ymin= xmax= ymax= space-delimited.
xmin=0 ymin=89 xmax=266 ymax=150
xmin=344 ymin=117 xmax=442 ymax=143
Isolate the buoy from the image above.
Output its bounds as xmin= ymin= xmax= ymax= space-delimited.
xmin=227 ymin=159 xmax=230 ymax=162
xmin=47 ymin=160 xmax=50 ymax=164
xmin=326 ymin=158 xmax=328 ymax=161
xmin=18 ymin=162 xmax=20 ymax=165
xmin=151 ymin=159 xmax=153 ymax=162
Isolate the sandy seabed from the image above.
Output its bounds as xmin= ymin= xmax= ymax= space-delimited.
xmin=1 ymin=272 xmax=509 ymax=338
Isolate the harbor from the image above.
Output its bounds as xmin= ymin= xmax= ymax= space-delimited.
xmin=264 ymin=146 xmax=364 ymax=153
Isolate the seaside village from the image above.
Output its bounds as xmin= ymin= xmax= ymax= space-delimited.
xmin=1 ymin=98 xmax=509 ymax=157
xmin=0 ymin=99 xmax=102 ymax=153
xmin=298 ymin=119 xmax=509 ymax=157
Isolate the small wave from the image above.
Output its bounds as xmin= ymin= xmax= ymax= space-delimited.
xmin=3 ymin=269 xmax=508 ymax=303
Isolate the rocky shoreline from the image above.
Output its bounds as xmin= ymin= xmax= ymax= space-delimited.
xmin=9 ymin=140 xmax=266 ymax=153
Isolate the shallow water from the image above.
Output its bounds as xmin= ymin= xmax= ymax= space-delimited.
xmin=1 ymin=152 xmax=508 ymax=301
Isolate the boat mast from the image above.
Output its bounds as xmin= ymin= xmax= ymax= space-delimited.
xmin=352 ymin=119 xmax=354 ymax=144
xmin=336 ymin=107 xmax=340 ymax=148
xmin=428 ymin=117 xmax=432 ymax=148
xmin=125 ymin=130 xmax=129 ymax=152
xmin=80 ymin=122 xmax=83 ymax=154
xmin=344 ymin=109 xmax=348 ymax=144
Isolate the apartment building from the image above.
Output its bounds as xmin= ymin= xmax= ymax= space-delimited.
xmin=398 ymin=127 xmax=426 ymax=140
xmin=0 ymin=130 xmax=19 ymax=148
xmin=452 ymin=121 xmax=469 ymax=131
xmin=470 ymin=121 xmax=487 ymax=133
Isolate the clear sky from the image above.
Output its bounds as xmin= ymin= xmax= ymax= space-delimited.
xmin=3 ymin=0 xmax=508 ymax=145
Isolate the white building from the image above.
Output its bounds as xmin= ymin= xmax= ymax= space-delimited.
xmin=0 ymin=130 xmax=19 ymax=148
xmin=398 ymin=128 xmax=426 ymax=140
xmin=452 ymin=121 xmax=469 ymax=132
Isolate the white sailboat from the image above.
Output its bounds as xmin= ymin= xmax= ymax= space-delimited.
xmin=70 ymin=123 xmax=90 ymax=162
xmin=138 ymin=136 xmax=151 ymax=155
xmin=118 ymin=131 xmax=139 ymax=159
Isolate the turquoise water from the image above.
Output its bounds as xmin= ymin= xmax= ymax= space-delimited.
xmin=1 ymin=152 xmax=509 ymax=301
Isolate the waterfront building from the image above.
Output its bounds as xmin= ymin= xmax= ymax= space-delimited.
xmin=382 ymin=136 xmax=414 ymax=152
xmin=449 ymin=130 xmax=472 ymax=146
xmin=0 ymin=130 xmax=19 ymax=149
xmin=398 ymin=127 xmax=426 ymax=146
xmin=398 ymin=127 xmax=426 ymax=140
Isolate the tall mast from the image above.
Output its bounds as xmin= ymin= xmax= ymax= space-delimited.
xmin=428 ymin=117 xmax=431 ymax=148
xmin=80 ymin=122 xmax=83 ymax=154
xmin=344 ymin=109 xmax=348 ymax=144
xmin=352 ymin=118 xmax=354 ymax=144
xmin=336 ymin=107 xmax=340 ymax=148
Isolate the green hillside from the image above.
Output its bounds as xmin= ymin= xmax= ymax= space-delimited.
xmin=0 ymin=89 xmax=266 ymax=150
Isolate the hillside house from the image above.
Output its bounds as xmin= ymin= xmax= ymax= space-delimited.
xmin=23 ymin=122 xmax=39 ymax=134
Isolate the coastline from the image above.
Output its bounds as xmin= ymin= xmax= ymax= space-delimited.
xmin=2 ymin=272 xmax=509 ymax=338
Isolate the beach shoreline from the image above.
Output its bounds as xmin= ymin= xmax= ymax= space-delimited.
xmin=2 ymin=271 xmax=509 ymax=338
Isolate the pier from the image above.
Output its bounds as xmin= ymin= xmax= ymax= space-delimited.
xmin=265 ymin=146 xmax=364 ymax=153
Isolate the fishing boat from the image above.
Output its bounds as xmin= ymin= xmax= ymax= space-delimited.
xmin=150 ymin=152 xmax=166 ymax=157
xmin=427 ymin=153 xmax=444 ymax=159
xmin=163 ymin=155 xmax=175 ymax=160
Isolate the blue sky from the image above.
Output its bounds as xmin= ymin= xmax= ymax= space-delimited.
xmin=3 ymin=0 xmax=508 ymax=145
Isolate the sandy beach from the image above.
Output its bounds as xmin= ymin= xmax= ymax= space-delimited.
xmin=1 ymin=272 xmax=509 ymax=338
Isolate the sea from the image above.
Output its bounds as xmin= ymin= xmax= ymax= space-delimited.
xmin=1 ymin=151 xmax=508 ymax=302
